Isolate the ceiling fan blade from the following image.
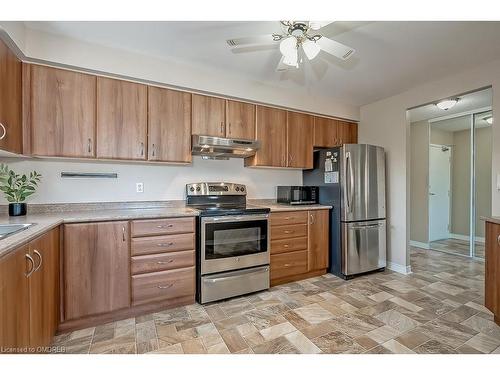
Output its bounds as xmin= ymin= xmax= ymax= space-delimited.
xmin=276 ymin=55 xmax=291 ymax=72
xmin=227 ymin=34 xmax=280 ymax=47
xmin=309 ymin=21 xmax=334 ymax=31
xmin=317 ymin=36 xmax=355 ymax=60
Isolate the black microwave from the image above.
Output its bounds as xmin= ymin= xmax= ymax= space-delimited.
xmin=277 ymin=186 xmax=319 ymax=205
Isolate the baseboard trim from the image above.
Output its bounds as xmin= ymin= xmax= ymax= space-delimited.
xmin=387 ymin=261 xmax=412 ymax=275
xmin=409 ymin=240 xmax=430 ymax=250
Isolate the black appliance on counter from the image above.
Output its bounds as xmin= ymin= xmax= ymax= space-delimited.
xmin=186 ymin=182 xmax=270 ymax=304
xmin=277 ymin=186 xmax=319 ymax=205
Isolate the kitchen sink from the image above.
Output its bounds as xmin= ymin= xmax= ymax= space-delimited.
xmin=0 ymin=223 xmax=35 ymax=240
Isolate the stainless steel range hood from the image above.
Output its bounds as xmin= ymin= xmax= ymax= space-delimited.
xmin=192 ymin=135 xmax=260 ymax=160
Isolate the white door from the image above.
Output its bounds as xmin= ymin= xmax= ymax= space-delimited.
xmin=429 ymin=145 xmax=451 ymax=241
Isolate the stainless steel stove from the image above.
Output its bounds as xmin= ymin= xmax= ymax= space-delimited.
xmin=186 ymin=182 xmax=270 ymax=304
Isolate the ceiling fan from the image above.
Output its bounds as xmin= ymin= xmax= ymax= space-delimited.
xmin=226 ymin=21 xmax=356 ymax=71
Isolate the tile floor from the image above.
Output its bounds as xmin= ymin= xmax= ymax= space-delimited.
xmin=52 ymin=247 xmax=500 ymax=354
xmin=430 ymin=238 xmax=485 ymax=259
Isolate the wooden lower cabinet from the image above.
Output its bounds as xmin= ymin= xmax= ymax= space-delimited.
xmin=485 ymin=221 xmax=500 ymax=325
xmin=0 ymin=228 xmax=59 ymax=351
xmin=60 ymin=217 xmax=196 ymax=331
xmin=63 ymin=221 xmax=130 ymax=320
xmin=270 ymin=209 xmax=329 ymax=286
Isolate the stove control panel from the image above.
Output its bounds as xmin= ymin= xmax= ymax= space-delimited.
xmin=186 ymin=182 xmax=246 ymax=196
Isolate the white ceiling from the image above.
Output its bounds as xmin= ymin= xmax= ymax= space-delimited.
xmin=431 ymin=111 xmax=493 ymax=132
xmin=23 ymin=21 xmax=500 ymax=107
xmin=408 ymin=87 xmax=492 ymax=122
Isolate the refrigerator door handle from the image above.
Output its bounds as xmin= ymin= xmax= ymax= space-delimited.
xmin=346 ymin=151 xmax=354 ymax=212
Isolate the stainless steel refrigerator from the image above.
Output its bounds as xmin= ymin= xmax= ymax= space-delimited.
xmin=303 ymin=144 xmax=386 ymax=278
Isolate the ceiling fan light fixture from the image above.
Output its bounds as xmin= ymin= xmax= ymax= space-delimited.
xmin=279 ymin=36 xmax=297 ymax=57
xmin=436 ymin=98 xmax=459 ymax=110
xmin=485 ymin=115 xmax=493 ymax=124
xmin=302 ymin=39 xmax=321 ymax=60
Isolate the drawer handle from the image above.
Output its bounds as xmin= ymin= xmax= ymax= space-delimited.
xmin=284 ymin=230 xmax=293 ymax=234
xmin=157 ymin=283 xmax=174 ymax=289
xmin=283 ymin=244 xmax=289 ymax=248
xmin=284 ymin=263 xmax=291 ymax=267
xmin=284 ymin=217 xmax=290 ymax=220
xmin=157 ymin=242 xmax=174 ymax=247
xmin=156 ymin=260 xmax=174 ymax=264
xmin=157 ymin=224 xmax=174 ymax=229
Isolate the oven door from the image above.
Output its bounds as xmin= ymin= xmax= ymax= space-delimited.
xmin=201 ymin=214 xmax=270 ymax=275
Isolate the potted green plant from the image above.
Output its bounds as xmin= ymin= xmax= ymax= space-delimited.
xmin=0 ymin=164 xmax=41 ymax=216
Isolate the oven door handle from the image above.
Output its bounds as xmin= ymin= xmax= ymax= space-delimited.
xmin=204 ymin=266 xmax=270 ymax=283
xmin=202 ymin=214 xmax=269 ymax=223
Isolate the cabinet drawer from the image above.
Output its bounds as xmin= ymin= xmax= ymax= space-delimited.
xmin=131 ymin=233 xmax=194 ymax=256
xmin=132 ymin=267 xmax=195 ymax=305
xmin=271 ymin=250 xmax=308 ymax=281
xmin=131 ymin=250 xmax=195 ymax=275
xmin=131 ymin=217 xmax=195 ymax=237
xmin=270 ymin=211 xmax=308 ymax=226
xmin=271 ymin=224 xmax=307 ymax=240
xmin=271 ymin=236 xmax=308 ymax=255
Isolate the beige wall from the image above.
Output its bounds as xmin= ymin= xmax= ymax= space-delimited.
xmin=410 ymin=121 xmax=429 ymax=244
xmin=430 ymin=128 xmax=453 ymax=145
xmin=359 ymin=57 xmax=500 ymax=272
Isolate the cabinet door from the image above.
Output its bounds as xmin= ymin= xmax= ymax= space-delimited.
xmin=0 ymin=245 xmax=30 ymax=349
xmin=148 ymin=87 xmax=191 ymax=163
xmin=485 ymin=222 xmax=500 ymax=319
xmin=28 ymin=228 xmax=60 ymax=348
xmin=246 ymin=106 xmax=287 ymax=167
xmin=0 ymin=39 xmax=22 ymax=154
xmin=226 ymin=100 xmax=255 ymax=140
xmin=63 ymin=221 xmax=130 ymax=320
xmin=97 ymin=77 xmax=147 ymax=160
xmin=30 ymin=65 xmax=96 ymax=158
xmin=308 ymin=210 xmax=329 ymax=271
xmin=287 ymin=111 xmax=313 ymax=169
xmin=314 ymin=117 xmax=339 ymax=147
xmin=191 ymin=94 xmax=225 ymax=137
xmin=338 ymin=121 xmax=358 ymax=145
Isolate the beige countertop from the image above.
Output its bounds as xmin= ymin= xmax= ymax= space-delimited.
xmin=482 ymin=216 xmax=500 ymax=225
xmin=0 ymin=201 xmax=332 ymax=259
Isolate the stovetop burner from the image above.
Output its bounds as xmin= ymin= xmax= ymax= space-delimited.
xmin=185 ymin=182 xmax=270 ymax=217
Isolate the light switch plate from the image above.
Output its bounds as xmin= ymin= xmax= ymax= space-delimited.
xmin=136 ymin=182 xmax=144 ymax=193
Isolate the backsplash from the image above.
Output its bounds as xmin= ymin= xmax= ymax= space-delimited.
xmin=0 ymin=156 xmax=302 ymax=204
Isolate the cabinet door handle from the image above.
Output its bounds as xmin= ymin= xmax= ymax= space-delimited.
xmin=33 ymin=250 xmax=43 ymax=272
xmin=140 ymin=142 xmax=144 ymax=156
xmin=25 ymin=254 xmax=35 ymax=277
xmin=228 ymin=123 xmax=231 ymax=135
xmin=497 ymin=234 xmax=500 ymax=247
xmin=0 ymin=122 xmax=6 ymax=140
xmin=310 ymin=214 xmax=315 ymax=225
xmin=122 ymin=226 xmax=126 ymax=242
xmin=220 ymin=122 xmax=224 ymax=135
xmin=87 ymin=138 xmax=92 ymax=153
xmin=152 ymin=143 xmax=156 ymax=157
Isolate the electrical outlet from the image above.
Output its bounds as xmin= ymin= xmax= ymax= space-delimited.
xmin=136 ymin=182 xmax=144 ymax=193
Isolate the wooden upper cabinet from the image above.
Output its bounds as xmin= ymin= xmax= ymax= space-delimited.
xmin=191 ymin=94 xmax=225 ymax=137
xmin=63 ymin=221 xmax=130 ymax=321
xmin=226 ymin=100 xmax=255 ymax=140
xmin=314 ymin=117 xmax=339 ymax=147
xmin=307 ymin=210 xmax=329 ymax=272
xmin=287 ymin=112 xmax=314 ymax=169
xmin=30 ymin=65 xmax=96 ymax=158
xmin=246 ymin=106 xmax=287 ymax=167
xmin=97 ymin=77 xmax=147 ymax=160
xmin=0 ymin=245 xmax=30 ymax=349
xmin=148 ymin=87 xmax=191 ymax=163
xmin=27 ymin=228 xmax=60 ymax=348
xmin=0 ymin=39 xmax=23 ymax=154
xmin=338 ymin=120 xmax=358 ymax=144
